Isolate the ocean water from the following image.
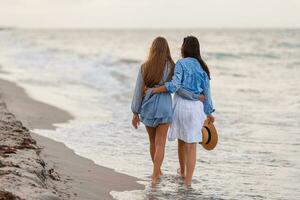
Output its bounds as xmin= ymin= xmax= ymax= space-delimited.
xmin=0 ymin=29 xmax=299 ymax=200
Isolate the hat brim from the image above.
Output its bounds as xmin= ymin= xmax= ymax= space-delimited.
xmin=200 ymin=120 xmax=218 ymax=151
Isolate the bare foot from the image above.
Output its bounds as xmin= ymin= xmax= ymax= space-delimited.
xmin=151 ymin=175 xmax=160 ymax=186
xmin=177 ymin=168 xmax=185 ymax=179
xmin=184 ymin=180 xmax=192 ymax=188
xmin=159 ymin=169 xmax=163 ymax=176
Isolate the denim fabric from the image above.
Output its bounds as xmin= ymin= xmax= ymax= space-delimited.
xmin=165 ymin=57 xmax=215 ymax=115
xmin=131 ymin=63 xmax=200 ymax=127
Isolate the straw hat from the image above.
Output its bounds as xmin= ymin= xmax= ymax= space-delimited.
xmin=200 ymin=119 xmax=218 ymax=150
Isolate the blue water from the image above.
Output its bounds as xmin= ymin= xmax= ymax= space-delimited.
xmin=0 ymin=29 xmax=299 ymax=200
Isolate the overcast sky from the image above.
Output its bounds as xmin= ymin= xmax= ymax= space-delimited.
xmin=0 ymin=0 xmax=299 ymax=29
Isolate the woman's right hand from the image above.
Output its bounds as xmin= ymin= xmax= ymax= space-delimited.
xmin=199 ymin=94 xmax=205 ymax=102
xmin=152 ymin=86 xmax=167 ymax=94
xmin=132 ymin=114 xmax=140 ymax=129
xmin=143 ymin=86 xmax=148 ymax=97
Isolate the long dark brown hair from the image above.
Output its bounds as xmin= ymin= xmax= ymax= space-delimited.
xmin=141 ymin=37 xmax=175 ymax=87
xmin=181 ymin=36 xmax=210 ymax=79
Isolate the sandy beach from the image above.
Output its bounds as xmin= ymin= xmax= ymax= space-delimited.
xmin=0 ymin=28 xmax=299 ymax=199
xmin=0 ymin=79 xmax=144 ymax=200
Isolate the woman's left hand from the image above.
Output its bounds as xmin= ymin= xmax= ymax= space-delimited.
xmin=207 ymin=114 xmax=215 ymax=124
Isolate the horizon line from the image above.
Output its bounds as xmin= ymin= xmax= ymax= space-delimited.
xmin=1 ymin=26 xmax=300 ymax=31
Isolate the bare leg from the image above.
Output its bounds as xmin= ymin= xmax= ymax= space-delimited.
xmin=184 ymin=142 xmax=197 ymax=186
xmin=151 ymin=123 xmax=169 ymax=185
xmin=146 ymin=126 xmax=164 ymax=177
xmin=146 ymin=126 xmax=156 ymax=163
xmin=178 ymin=139 xmax=186 ymax=179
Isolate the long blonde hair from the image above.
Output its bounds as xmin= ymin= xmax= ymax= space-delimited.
xmin=141 ymin=37 xmax=175 ymax=87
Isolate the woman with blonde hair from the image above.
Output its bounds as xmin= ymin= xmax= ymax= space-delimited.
xmin=151 ymin=36 xmax=215 ymax=186
xmin=131 ymin=37 xmax=203 ymax=184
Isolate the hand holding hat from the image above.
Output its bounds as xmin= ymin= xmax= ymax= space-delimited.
xmin=200 ymin=117 xmax=218 ymax=151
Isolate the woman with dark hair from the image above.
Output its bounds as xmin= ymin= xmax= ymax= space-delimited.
xmin=151 ymin=36 xmax=215 ymax=186
xmin=131 ymin=36 xmax=204 ymax=185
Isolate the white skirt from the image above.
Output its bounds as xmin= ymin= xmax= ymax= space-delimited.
xmin=168 ymin=94 xmax=206 ymax=143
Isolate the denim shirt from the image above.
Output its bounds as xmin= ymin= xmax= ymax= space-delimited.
xmin=165 ymin=57 xmax=215 ymax=115
xmin=131 ymin=63 xmax=199 ymax=115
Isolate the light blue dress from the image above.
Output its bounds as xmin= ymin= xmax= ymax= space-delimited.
xmin=131 ymin=63 xmax=199 ymax=127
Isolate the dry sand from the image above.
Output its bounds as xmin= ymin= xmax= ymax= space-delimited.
xmin=0 ymin=79 xmax=144 ymax=200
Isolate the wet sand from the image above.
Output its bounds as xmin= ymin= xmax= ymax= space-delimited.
xmin=0 ymin=79 xmax=144 ymax=200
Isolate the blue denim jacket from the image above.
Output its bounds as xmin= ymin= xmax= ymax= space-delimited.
xmin=131 ymin=63 xmax=199 ymax=117
xmin=165 ymin=57 xmax=215 ymax=115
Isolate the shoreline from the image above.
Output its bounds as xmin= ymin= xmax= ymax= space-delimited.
xmin=0 ymin=79 xmax=144 ymax=200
